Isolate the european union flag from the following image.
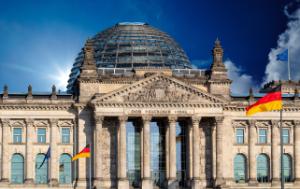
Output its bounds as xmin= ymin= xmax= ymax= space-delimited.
xmin=38 ymin=147 xmax=50 ymax=169
xmin=276 ymin=49 xmax=288 ymax=61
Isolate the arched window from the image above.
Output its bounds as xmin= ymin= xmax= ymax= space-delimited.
xmin=35 ymin=153 xmax=48 ymax=184
xmin=59 ymin=154 xmax=72 ymax=184
xmin=257 ymin=154 xmax=270 ymax=182
xmin=11 ymin=153 xmax=24 ymax=184
xmin=234 ymin=154 xmax=247 ymax=183
xmin=283 ymin=154 xmax=292 ymax=182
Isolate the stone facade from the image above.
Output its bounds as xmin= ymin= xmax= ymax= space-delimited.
xmin=1 ymin=25 xmax=300 ymax=189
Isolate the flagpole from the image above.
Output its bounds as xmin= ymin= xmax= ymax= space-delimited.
xmin=89 ymin=143 xmax=92 ymax=189
xmin=288 ymin=47 xmax=291 ymax=81
xmin=280 ymin=109 xmax=284 ymax=189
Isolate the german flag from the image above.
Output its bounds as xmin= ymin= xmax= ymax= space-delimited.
xmin=72 ymin=144 xmax=91 ymax=161
xmin=246 ymin=85 xmax=282 ymax=116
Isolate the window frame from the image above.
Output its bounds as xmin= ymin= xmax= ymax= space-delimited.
xmin=37 ymin=128 xmax=47 ymax=144
xmin=13 ymin=128 xmax=22 ymax=144
xmin=258 ymin=128 xmax=268 ymax=144
xmin=61 ymin=127 xmax=70 ymax=144
xmin=236 ymin=128 xmax=245 ymax=144
xmin=282 ymin=128 xmax=290 ymax=144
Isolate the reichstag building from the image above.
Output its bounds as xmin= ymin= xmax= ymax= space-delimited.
xmin=0 ymin=22 xmax=300 ymax=189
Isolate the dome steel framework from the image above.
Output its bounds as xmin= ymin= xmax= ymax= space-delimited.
xmin=67 ymin=22 xmax=192 ymax=92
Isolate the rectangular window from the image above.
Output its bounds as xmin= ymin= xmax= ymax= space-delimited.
xmin=236 ymin=128 xmax=244 ymax=144
xmin=282 ymin=128 xmax=289 ymax=144
xmin=61 ymin=128 xmax=70 ymax=144
xmin=13 ymin=128 xmax=22 ymax=143
xmin=37 ymin=128 xmax=46 ymax=143
xmin=259 ymin=129 xmax=267 ymax=144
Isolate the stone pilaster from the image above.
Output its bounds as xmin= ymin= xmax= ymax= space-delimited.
xmin=94 ymin=115 xmax=104 ymax=188
xmin=49 ymin=119 xmax=59 ymax=186
xmin=294 ymin=121 xmax=300 ymax=183
xmin=187 ymin=119 xmax=193 ymax=186
xmin=25 ymin=119 xmax=34 ymax=184
xmin=271 ymin=120 xmax=280 ymax=185
xmin=248 ymin=120 xmax=257 ymax=185
xmin=117 ymin=116 xmax=129 ymax=189
xmin=191 ymin=116 xmax=201 ymax=189
xmin=0 ymin=119 xmax=9 ymax=183
xmin=167 ymin=116 xmax=178 ymax=189
xmin=142 ymin=115 xmax=152 ymax=189
xmin=215 ymin=116 xmax=225 ymax=187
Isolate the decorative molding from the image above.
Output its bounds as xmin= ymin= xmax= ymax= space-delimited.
xmin=191 ymin=116 xmax=201 ymax=125
xmin=232 ymin=120 xmax=248 ymax=128
xmin=10 ymin=119 xmax=26 ymax=127
xmin=255 ymin=120 xmax=271 ymax=128
xmin=25 ymin=118 xmax=34 ymax=126
xmin=34 ymin=120 xmax=50 ymax=127
xmin=142 ymin=115 xmax=152 ymax=123
xmin=0 ymin=104 xmax=73 ymax=111
xmin=58 ymin=120 xmax=74 ymax=127
xmin=168 ymin=116 xmax=177 ymax=124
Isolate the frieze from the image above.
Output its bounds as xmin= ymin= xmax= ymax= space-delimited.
xmin=232 ymin=120 xmax=248 ymax=128
xmin=10 ymin=119 xmax=26 ymax=127
xmin=34 ymin=120 xmax=50 ymax=127
xmin=58 ymin=120 xmax=74 ymax=127
xmin=255 ymin=121 xmax=271 ymax=128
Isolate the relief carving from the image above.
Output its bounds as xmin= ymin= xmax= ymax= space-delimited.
xmin=123 ymin=80 xmax=196 ymax=102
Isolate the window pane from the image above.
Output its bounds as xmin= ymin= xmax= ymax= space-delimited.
xmin=35 ymin=154 xmax=48 ymax=184
xmin=13 ymin=128 xmax=22 ymax=143
xmin=37 ymin=128 xmax=46 ymax=143
xmin=61 ymin=128 xmax=70 ymax=144
xmin=259 ymin=129 xmax=267 ymax=144
xmin=283 ymin=129 xmax=289 ymax=144
xmin=11 ymin=154 xmax=24 ymax=184
xmin=236 ymin=128 xmax=244 ymax=144
xmin=234 ymin=154 xmax=246 ymax=182
xmin=59 ymin=154 xmax=72 ymax=184
xmin=283 ymin=154 xmax=292 ymax=182
xmin=257 ymin=154 xmax=269 ymax=182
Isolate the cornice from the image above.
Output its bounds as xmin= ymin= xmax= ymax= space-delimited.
xmin=0 ymin=104 xmax=73 ymax=111
xmin=224 ymin=105 xmax=300 ymax=112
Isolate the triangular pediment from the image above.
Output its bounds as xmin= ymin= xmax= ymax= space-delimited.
xmin=91 ymin=74 xmax=227 ymax=105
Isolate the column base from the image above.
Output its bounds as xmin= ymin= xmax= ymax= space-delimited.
xmin=117 ymin=178 xmax=129 ymax=189
xmin=166 ymin=178 xmax=178 ymax=189
xmin=24 ymin=178 xmax=34 ymax=185
xmin=248 ymin=178 xmax=258 ymax=186
xmin=271 ymin=178 xmax=280 ymax=186
xmin=215 ymin=178 xmax=225 ymax=186
xmin=49 ymin=178 xmax=59 ymax=187
xmin=191 ymin=178 xmax=202 ymax=189
xmin=76 ymin=178 xmax=88 ymax=187
xmin=142 ymin=178 xmax=153 ymax=189
xmin=94 ymin=178 xmax=102 ymax=189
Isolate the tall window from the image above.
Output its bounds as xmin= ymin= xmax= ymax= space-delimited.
xmin=176 ymin=121 xmax=188 ymax=187
xmin=257 ymin=154 xmax=270 ymax=182
xmin=37 ymin=128 xmax=46 ymax=143
xmin=236 ymin=128 xmax=244 ymax=144
xmin=35 ymin=153 xmax=48 ymax=184
xmin=59 ymin=154 xmax=72 ymax=184
xmin=126 ymin=120 xmax=141 ymax=188
xmin=282 ymin=128 xmax=290 ymax=144
xmin=283 ymin=154 xmax=292 ymax=182
xmin=13 ymin=128 xmax=22 ymax=143
xmin=11 ymin=153 xmax=24 ymax=184
xmin=234 ymin=154 xmax=247 ymax=183
xmin=151 ymin=120 xmax=166 ymax=188
xmin=61 ymin=128 xmax=70 ymax=144
xmin=258 ymin=129 xmax=267 ymax=144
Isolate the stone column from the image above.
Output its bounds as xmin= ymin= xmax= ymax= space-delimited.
xmin=0 ymin=119 xmax=9 ymax=183
xmin=94 ymin=116 xmax=104 ymax=188
xmin=50 ymin=119 xmax=59 ymax=186
xmin=117 ymin=116 xmax=129 ymax=189
xmin=142 ymin=116 xmax=152 ymax=189
xmin=294 ymin=121 xmax=300 ymax=183
xmin=188 ymin=119 xmax=193 ymax=186
xmin=191 ymin=116 xmax=201 ymax=189
xmin=212 ymin=124 xmax=216 ymax=183
xmin=215 ymin=116 xmax=225 ymax=186
xmin=167 ymin=116 xmax=178 ymax=189
xmin=25 ymin=119 xmax=34 ymax=184
xmin=271 ymin=120 xmax=280 ymax=184
xmin=248 ymin=120 xmax=257 ymax=184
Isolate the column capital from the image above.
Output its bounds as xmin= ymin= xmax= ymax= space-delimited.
xmin=25 ymin=118 xmax=34 ymax=126
xmin=294 ymin=120 xmax=300 ymax=127
xmin=191 ymin=116 xmax=201 ymax=125
xmin=271 ymin=120 xmax=280 ymax=128
xmin=94 ymin=115 xmax=104 ymax=125
xmin=118 ymin=115 xmax=128 ymax=123
xmin=0 ymin=118 xmax=10 ymax=126
xmin=49 ymin=118 xmax=59 ymax=126
xmin=142 ymin=115 xmax=152 ymax=123
xmin=247 ymin=119 xmax=256 ymax=126
xmin=215 ymin=116 xmax=224 ymax=124
xmin=168 ymin=116 xmax=177 ymax=124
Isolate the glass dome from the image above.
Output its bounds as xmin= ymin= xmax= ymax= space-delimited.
xmin=67 ymin=22 xmax=192 ymax=92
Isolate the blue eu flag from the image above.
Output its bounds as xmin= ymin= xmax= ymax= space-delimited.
xmin=276 ymin=49 xmax=288 ymax=61
xmin=38 ymin=147 xmax=50 ymax=169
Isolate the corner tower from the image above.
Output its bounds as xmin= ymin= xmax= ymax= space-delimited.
xmin=208 ymin=38 xmax=231 ymax=98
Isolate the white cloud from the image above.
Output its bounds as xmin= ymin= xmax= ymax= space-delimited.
xmin=191 ymin=59 xmax=211 ymax=69
xmin=224 ymin=60 xmax=256 ymax=94
xmin=264 ymin=7 xmax=300 ymax=83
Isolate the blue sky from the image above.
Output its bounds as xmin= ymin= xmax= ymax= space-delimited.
xmin=0 ymin=0 xmax=299 ymax=94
